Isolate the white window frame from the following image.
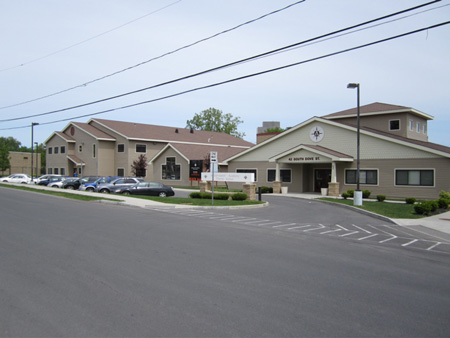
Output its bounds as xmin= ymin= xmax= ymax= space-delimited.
xmin=118 ymin=144 xmax=125 ymax=153
xmin=409 ymin=120 xmax=414 ymax=131
xmin=344 ymin=168 xmax=379 ymax=186
xmin=135 ymin=144 xmax=147 ymax=153
xmin=92 ymin=144 xmax=96 ymax=159
xmin=117 ymin=168 xmax=125 ymax=177
xmin=423 ymin=124 xmax=427 ymax=135
xmin=389 ymin=119 xmax=400 ymax=131
xmin=416 ymin=122 xmax=420 ymax=133
xmin=162 ymin=157 xmax=181 ymax=181
xmin=394 ymin=168 xmax=435 ymax=187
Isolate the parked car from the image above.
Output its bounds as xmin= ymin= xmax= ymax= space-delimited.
xmin=116 ymin=182 xmax=175 ymax=197
xmin=34 ymin=174 xmax=61 ymax=185
xmin=47 ymin=176 xmax=71 ymax=188
xmin=62 ymin=178 xmax=82 ymax=190
xmin=96 ymin=177 xmax=145 ymax=193
xmin=79 ymin=176 xmax=119 ymax=192
xmin=0 ymin=174 xmax=32 ymax=184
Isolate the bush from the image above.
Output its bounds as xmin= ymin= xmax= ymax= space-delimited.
xmin=439 ymin=190 xmax=450 ymax=200
xmin=362 ymin=190 xmax=371 ymax=199
xmin=231 ymin=192 xmax=248 ymax=201
xmin=376 ymin=195 xmax=386 ymax=202
xmin=189 ymin=192 xmax=202 ymax=199
xmin=429 ymin=200 xmax=439 ymax=212
xmin=201 ymin=192 xmax=212 ymax=199
xmin=405 ymin=197 xmax=416 ymax=205
xmin=341 ymin=192 xmax=350 ymax=200
xmin=260 ymin=186 xmax=273 ymax=194
xmin=346 ymin=190 xmax=354 ymax=198
xmin=214 ymin=193 xmax=230 ymax=200
xmin=414 ymin=201 xmax=433 ymax=216
xmin=437 ymin=198 xmax=449 ymax=210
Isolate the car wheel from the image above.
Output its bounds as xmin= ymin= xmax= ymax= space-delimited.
xmin=122 ymin=191 xmax=131 ymax=196
xmin=86 ymin=187 xmax=94 ymax=192
xmin=66 ymin=186 xmax=74 ymax=190
xmin=158 ymin=192 xmax=167 ymax=197
xmin=100 ymin=189 xmax=110 ymax=194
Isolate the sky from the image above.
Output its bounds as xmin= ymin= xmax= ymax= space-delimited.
xmin=1 ymin=0 xmax=449 ymax=148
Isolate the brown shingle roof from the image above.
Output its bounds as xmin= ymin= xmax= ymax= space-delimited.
xmin=91 ymin=118 xmax=253 ymax=148
xmin=169 ymin=143 xmax=247 ymax=163
xmin=71 ymin=122 xmax=116 ymax=140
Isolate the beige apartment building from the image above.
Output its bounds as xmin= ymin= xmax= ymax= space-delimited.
xmin=225 ymin=103 xmax=450 ymax=199
xmin=44 ymin=118 xmax=253 ymax=184
xmin=0 ymin=151 xmax=41 ymax=177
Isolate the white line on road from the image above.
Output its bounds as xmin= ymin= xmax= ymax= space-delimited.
xmin=379 ymin=235 xmax=398 ymax=243
xmin=426 ymin=242 xmax=441 ymax=251
xmin=402 ymin=239 xmax=419 ymax=247
xmin=304 ymin=224 xmax=325 ymax=232
xmin=272 ymin=223 xmax=297 ymax=228
xmin=288 ymin=225 xmax=312 ymax=230
xmin=336 ymin=224 xmax=348 ymax=231
xmin=358 ymin=234 xmax=378 ymax=240
xmin=352 ymin=224 xmax=371 ymax=233
xmin=320 ymin=229 xmax=342 ymax=234
xmin=339 ymin=231 xmax=359 ymax=237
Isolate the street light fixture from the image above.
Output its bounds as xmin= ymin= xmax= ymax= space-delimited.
xmin=31 ymin=122 xmax=39 ymax=180
xmin=34 ymin=142 xmax=39 ymax=179
xmin=347 ymin=83 xmax=362 ymax=206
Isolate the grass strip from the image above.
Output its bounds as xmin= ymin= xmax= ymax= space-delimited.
xmin=319 ymin=197 xmax=425 ymax=219
xmin=121 ymin=195 xmax=264 ymax=206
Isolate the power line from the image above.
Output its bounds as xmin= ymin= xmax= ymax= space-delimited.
xmin=0 ymin=0 xmax=182 ymax=73
xmin=2 ymin=20 xmax=448 ymax=131
xmin=0 ymin=0 xmax=441 ymax=123
xmin=0 ymin=0 xmax=306 ymax=110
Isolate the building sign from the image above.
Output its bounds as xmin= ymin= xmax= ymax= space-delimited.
xmin=288 ymin=156 xmax=321 ymax=162
xmin=201 ymin=172 xmax=255 ymax=183
xmin=189 ymin=160 xmax=203 ymax=181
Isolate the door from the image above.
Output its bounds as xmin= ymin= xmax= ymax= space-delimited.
xmin=314 ymin=169 xmax=331 ymax=192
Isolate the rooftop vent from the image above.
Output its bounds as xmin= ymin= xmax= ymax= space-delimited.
xmin=175 ymin=128 xmax=179 ymax=133
xmin=190 ymin=128 xmax=194 ymax=133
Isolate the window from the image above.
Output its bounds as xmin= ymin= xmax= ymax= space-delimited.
xmin=92 ymin=144 xmax=96 ymax=158
xmin=389 ymin=120 xmax=400 ymax=131
xmin=136 ymin=144 xmax=146 ymax=153
xmin=267 ymin=169 xmax=291 ymax=182
xmin=118 ymin=144 xmax=125 ymax=152
xmin=345 ymin=169 xmax=378 ymax=185
xmin=395 ymin=170 xmax=434 ymax=186
xmin=61 ymin=168 xmax=65 ymax=175
xmin=48 ymin=147 xmax=53 ymax=154
xmin=236 ymin=169 xmax=257 ymax=181
xmin=416 ymin=122 xmax=420 ymax=132
xmin=79 ymin=145 xmax=83 ymax=152
xmin=162 ymin=157 xmax=180 ymax=180
xmin=54 ymin=147 xmax=59 ymax=154
xmin=60 ymin=146 xmax=66 ymax=154
xmin=54 ymin=168 xmax=59 ymax=174
xmin=423 ymin=124 xmax=427 ymax=135
xmin=117 ymin=168 xmax=125 ymax=176
xmin=409 ymin=120 xmax=414 ymax=131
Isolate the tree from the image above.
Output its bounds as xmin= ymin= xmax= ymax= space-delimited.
xmin=131 ymin=154 xmax=148 ymax=177
xmin=0 ymin=136 xmax=21 ymax=151
xmin=0 ymin=144 xmax=10 ymax=172
xmin=265 ymin=127 xmax=285 ymax=133
xmin=186 ymin=108 xmax=245 ymax=138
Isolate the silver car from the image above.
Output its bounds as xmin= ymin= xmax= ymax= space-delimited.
xmin=95 ymin=177 xmax=145 ymax=193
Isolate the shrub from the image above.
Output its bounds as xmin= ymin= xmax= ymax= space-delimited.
xmin=189 ymin=192 xmax=202 ymax=199
xmin=231 ymin=192 xmax=248 ymax=201
xmin=341 ymin=192 xmax=350 ymax=200
xmin=437 ymin=197 xmax=450 ymax=209
xmin=260 ymin=186 xmax=273 ymax=194
xmin=439 ymin=190 xmax=450 ymax=200
xmin=405 ymin=197 xmax=416 ymax=205
xmin=362 ymin=190 xmax=371 ymax=199
xmin=214 ymin=193 xmax=230 ymax=200
xmin=201 ymin=192 xmax=212 ymax=199
xmin=429 ymin=200 xmax=439 ymax=212
xmin=414 ymin=201 xmax=432 ymax=216
xmin=346 ymin=190 xmax=354 ymax=198
xmin=376 ymin=195 xmax=386 ymax=202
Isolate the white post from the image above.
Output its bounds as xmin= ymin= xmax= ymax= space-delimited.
xmin=275 ymin=162 xmax=281 ymax=181
xmin=331 ymin=162 xmax=337 ymax=183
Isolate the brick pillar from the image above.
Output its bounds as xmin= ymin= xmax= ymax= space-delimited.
xmin=199 ymin=181 xmax=208 ymax=193
xmin=243 ymin=183 xmax=256 ymax=200
xmin=328 ymin=182 xmax=340 ymax=197
xmin=272 ymin=181 xmax=281 ymax=194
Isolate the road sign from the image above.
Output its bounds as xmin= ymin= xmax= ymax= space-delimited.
xmin=201 ymin=172 xmax=255 ymax=183
xmin=210 ymin=151 xmax=218 ymax=163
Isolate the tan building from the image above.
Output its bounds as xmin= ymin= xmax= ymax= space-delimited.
xmin=44 ymin=118 xmax=253 ymax=185
xmin=225 ymin=103 xmax=450 ymax=199
xmin=0 ymin=151 xmax=41 ymax=177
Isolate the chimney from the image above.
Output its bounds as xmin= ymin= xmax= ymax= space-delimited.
xmin=190 ymin=128 xmax=194 ymax=133
xmin=175 ymin=128 xmax=179 ymax=133
xmin=256 ymin=121 xmax=282 ymax=144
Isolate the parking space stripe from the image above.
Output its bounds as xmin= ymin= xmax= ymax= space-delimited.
xmin=303 ymin=224 xmax=325 ymax=232
xmin=379 ymin=235 xmax=398 ymax=243
xmin=426 ymin=242 xmax=441 ymax=251
xmin=358 ymin=234 xmax=378 ymax=240
xmin=339 ymin=231 xmax=359 ymax=237
xmin=320 ymin=229 xmax=342 ymax=235
xmin=336 ymin=224 xmax=348 ymax=231
xmin=352 ymin=224 xmax=371 ymax=233
xmin=272 ymin=223 xmax=297 ymax=228
xmin=402 ymin=239 xmax=419 ymax=247
xmin=288 ymin=225 xmax=311 ymax=230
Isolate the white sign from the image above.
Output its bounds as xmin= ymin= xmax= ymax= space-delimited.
xmin=201 ymin=172 xmax=255 ymax=183
xmin=210 ymin=151 xmax=218 ymax=163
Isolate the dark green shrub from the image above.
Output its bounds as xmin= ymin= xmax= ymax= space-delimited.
xmin=429 ymin=200 xmax=439 ymax=212
xmin=437 ymin=197 xmax=450 ymax=209
xmin=201 ymin=192 xmax=212 ymax=199
xmin=439 ymin=190 xmax=450 ymax=200
xmin=362 ymin=190 xmax=371 ymax=199
xmin=414 ymin=202 xmax=432 ymax=216
xmin=214 ymin=193 xmax=230 ymax=200
xmin=231 ymin=192 xmax=248 ymax=201
xmin=341 ymin=192 xmax=350 ymax=200
xmin=189 ymin=192 xmax=202 ymax=199
xmin=376 ymin=195 xmax=386 ymax=202
xmin=260 ymin=186 xmax=273 ymax=194
xmin=405 ymin=197 xmax=416 ymax=205
xmin=347 ymin=189 xmax=354 ymax=198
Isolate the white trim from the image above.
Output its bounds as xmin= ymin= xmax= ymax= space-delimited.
xmin=389 ymin=119 xmax=401 ymax=131
xmin=117 ymin=167 xmax=125 ymax=177
xmin=135 ymin=143 xmax=147 ymax=153
xmin=149 ymin=144 xmax=190 ymax=164
xmin=344 ymin=168 xmax=379 ymax=186
xmin=394 ymin=168 xmax=435 ymax=187
xmin=117 ymin=143 xmax=125 ymax=153
xmin=161 ymin=156 xmax=182 ymax=181
xmin=71 ymin=123 xmax=115 ymax=141
xmin=269 ymin=144 xmax=353 ymax=163
xmin=324 ymin=108 xmax=433 ymax=121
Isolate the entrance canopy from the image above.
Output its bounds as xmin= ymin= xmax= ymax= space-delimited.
xmin=67 ymin=155 xmax=85 ymax=166
xmin=269 ymin=144 xmax=353 ymax=164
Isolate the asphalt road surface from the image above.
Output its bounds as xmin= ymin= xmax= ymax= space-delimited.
xmin=1 ymin=188 xmax=449 ymax=337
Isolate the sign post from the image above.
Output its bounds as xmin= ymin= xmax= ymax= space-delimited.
xmin=210 ymin=151 xmax=218 ymax=205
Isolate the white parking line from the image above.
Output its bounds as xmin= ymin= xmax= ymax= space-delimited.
xmin=336 ymin=224 xmax=348 ymax=231
xmin=426 ymin=242 xmax=441 ymax=251
xmin=379 ymin=235 xmax=398 ymax=243
xmin=320 ymin=229 xmax=342 ymax=235
xmin=358 ymin=234 xmax=378 ymax=240
xmin=402 ymin=239 xmax=419 ymax=247
xmin=352 ymin=224 xmax=371 ymax=233
xmin=339 ymin=231 xmax=359 ymax=237
xmin=304 ymin=224 xmax=325 ymax=232
xmin=288 ymin=225 xmax=312 ymax=230
xmin=272 ymin=223 xmax=297 ymax=228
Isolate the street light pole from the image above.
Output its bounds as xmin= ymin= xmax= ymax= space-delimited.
xmin=35 ymin=142 xmax=39 ymax=178
xmin=347 ymin=83 xmax=362 ymax=206
xmin=31 ymin=122 xmax=39 ymax=180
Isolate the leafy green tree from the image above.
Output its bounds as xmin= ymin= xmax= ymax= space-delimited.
xmin=265 ymin=127 xmax=285 ymax=133
xmin=0 ymin=136 xmax=21 ymax=151
xmin=186 ymin=108 xmax=245 ymax=138
xmin=0 ymin=144 xmax=10 ymax=172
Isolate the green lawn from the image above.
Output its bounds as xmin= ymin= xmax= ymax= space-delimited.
xmin=319 ymin=198 xmax=425 ymax=219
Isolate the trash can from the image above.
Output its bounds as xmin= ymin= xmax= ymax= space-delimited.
xmin=321 ymin=188 xmax=328 ymax=196
xmin=281 ymin=187 xmax=288 ymax=194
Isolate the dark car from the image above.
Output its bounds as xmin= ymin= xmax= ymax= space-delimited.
xmin=62 ymin=178 xmax=82 ymax=190
xmin=38 ymin=176 xmax=69 ymax=186
xmin=96 ymin=177 xmax=145 ymax=194
xmin=79 ymin=176 xmax=119 ymax=192
xmin=116 ymin=182 xmax=175 ymax=197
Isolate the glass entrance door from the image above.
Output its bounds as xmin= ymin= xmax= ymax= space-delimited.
xmin=314 ymin=169 xmax=331 ymax=192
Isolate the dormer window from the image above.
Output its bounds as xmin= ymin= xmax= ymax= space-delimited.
xmin=409 ymin=120 xmax=414 ymax=131
xmin=416 ymin=122 xmax=420 ymax=132
xmin=389 ymin=120 xmax=400 ymax=131
xmin=423 ymin=124 xmax=427 ymax=134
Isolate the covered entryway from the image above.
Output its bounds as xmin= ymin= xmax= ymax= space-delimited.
xmin=314 ymin=169 xmax=331 ymax=192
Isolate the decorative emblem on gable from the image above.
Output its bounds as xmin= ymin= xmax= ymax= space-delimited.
xmin=310 ymin=126 xmax=324 ymax=142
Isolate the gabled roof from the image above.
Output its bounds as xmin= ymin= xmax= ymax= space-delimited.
xmin=70 ymin=122 xmax=116 ymax=141
xmin=322 ymin=102 xmax=434 ymax=120
xmin=44 ymin=131 xmax=77 ymax=144
xmin=90 ymin=118 xmax=253 ymax=148
xmin=269 ymin=144 xmax=353 ymax=162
